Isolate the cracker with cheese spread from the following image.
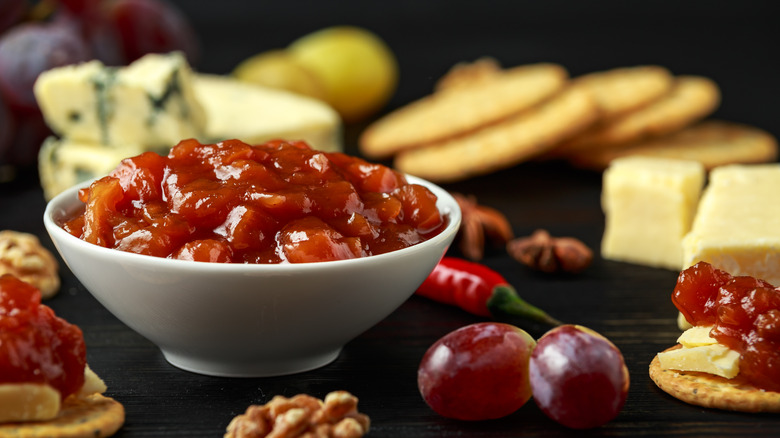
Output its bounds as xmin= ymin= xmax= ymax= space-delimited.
xmin=650 ymin=262 xmax=780 ymax=413
xmin=0 ymin=275 xmax=124 ymax=437
xmin=0 ymin=393 xmax=125 ymax=438
xmin=650 ymin=346 xmax=780 ymax=413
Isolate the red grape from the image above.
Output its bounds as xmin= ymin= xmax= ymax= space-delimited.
xmin=417 ymin=322 xmax=536 ymax=421
xmin=89 ymin=0 xmax=199 ymax=66
xmin=529 ymin=325 xmax=629 ymax=429
xmin=0 ymin=21 xmax=91 ymax=111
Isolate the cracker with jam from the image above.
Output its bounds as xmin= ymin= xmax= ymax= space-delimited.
xmin=0 ymin=275 xmax=124 ymax=437
xmin=650 ymin=262 xmax=780 ymax=413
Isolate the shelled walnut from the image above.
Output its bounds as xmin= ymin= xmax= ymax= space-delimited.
xmin=507 ymin=229 xmax=593 ymax=274
xmin=225 ymin=391 xmax=370 ymax=438
xmin=0 ymin=230 xmax=60 ymax=298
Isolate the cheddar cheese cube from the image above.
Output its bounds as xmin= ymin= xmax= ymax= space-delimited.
xmin=601 ymin=156 xmax=705 ymax=270
xmin=682 ymin=164 xmax=780 ymax=285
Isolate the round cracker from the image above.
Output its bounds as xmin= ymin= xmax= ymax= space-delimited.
xmin=649 ymin=345 xmax=780 ymax=413
xmin=359 ymin=63 xmax=569 ymax=159
xmin=0 ymin=394 xmax=125 ymax=438
xmin=555 ymin=75 xmax=721 ymax=155
xmin=572 ymin=65 xmax=674 ymax=120
xmin=433 ymin=57 xmax=503 ymax=92
xmin=569 ymin=120 xmax=778 ymax=171
xmin=393 ymin=86 xmax=598 ymax=182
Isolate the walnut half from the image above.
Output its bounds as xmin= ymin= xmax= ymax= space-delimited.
xmin=225 ymin=391 xmax=370 ymax=438
xmin=0 ymin=230 xmax=60 ymax=298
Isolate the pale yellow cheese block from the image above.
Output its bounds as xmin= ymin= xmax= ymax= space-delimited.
xmin=0 ymin=365 xmax=106 ymax=423
xmin=657 ymin=325 xmax=740 ymax=379
xmin=0 ymin=384 xmax=60 ymax=423
xmin=677 ymin=325 xmax=717 ymax=347
xmin=682 ymin=164 xmax=780 ymax=285
xmin=658 ymin=344 xmax=740 ymax=379
xmin=194 ymin=74 xmax=342 ymax=153
xmin=601 ymin=156 xmax=705 ymax=270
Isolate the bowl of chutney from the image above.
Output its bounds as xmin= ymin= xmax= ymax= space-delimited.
xmin=44 ymin=139 xmax=460 ymax=377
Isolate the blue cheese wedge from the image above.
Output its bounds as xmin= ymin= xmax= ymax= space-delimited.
xmin=38 ymin=137 xmax=166 ymax=200
xmin=682 ymin=164 xmax=780 ymax=285
xmin=194 ymin=74 xmax=341 ymax=152
xmin=36 ymin=53 xmax=343 ymax=200
xmin=34 ymin=52 xmax=206 ymax=148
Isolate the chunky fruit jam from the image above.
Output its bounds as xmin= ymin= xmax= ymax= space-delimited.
xmin=62 ymin=139 xmax=446 ymax=263
xmin=672 ymin=262 xmax=780 ymax=391
xmin=0 ymin=274 xmax=86 ymax=399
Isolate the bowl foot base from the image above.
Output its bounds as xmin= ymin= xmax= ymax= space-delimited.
xmin=160 ymin=348 xmax=342 ymax=377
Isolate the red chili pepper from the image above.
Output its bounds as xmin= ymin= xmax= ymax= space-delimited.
xmin=416 ymin=257 xmax=562 ymax=328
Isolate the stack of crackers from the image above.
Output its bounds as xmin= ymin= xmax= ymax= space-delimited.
xmin=359 ymin=59 xmax=778 ymax=182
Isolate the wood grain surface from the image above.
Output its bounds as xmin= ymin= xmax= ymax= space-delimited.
xmin=2 ymin=1 xmax=779 ymax=435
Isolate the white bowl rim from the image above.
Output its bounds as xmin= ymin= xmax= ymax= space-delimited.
xmin=43 ymin=175 xmax=462 ymax=274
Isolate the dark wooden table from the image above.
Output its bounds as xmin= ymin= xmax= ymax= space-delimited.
xmin=2 ymin=1 xmax=780 ymax=436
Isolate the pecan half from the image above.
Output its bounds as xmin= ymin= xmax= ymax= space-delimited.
xmin=453 ymin=193 xmax=514 ymax=261
xmin=507 ymin=229 xmax=593 ymax=274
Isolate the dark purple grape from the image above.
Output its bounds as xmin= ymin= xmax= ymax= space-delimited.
xmin=529 ymin=325 xmax=629 ymax=429
xmin=0 ymin=21 xmax=92 ymax=111
xmin=89 ymin=0 xmax=198 ymax=66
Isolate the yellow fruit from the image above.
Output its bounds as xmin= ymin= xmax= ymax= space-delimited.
xmin=232 ymin=50 xmax=326 ymax=100
xmin=288 ymin=26 xmax=398 ymax=123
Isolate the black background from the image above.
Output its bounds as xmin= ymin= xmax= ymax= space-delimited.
xmin=2 ymin=1 xmax=780 ymax=436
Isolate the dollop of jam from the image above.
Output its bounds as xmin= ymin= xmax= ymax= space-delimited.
xmin=672 ymin=262 xmax=780 ymax=391
xmin=0 ymin=274 xmax=86 ymax=399
xmin=62 ymin=139 xmax=446 ymax=263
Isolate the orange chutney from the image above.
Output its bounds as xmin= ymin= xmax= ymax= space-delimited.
xmin=0 ymin=274 xmax=86 ymax=399
xmin=62 ymin=139 xmax=447 ymax=263
xmin=672 ymin=262 xmax=780 ymax=392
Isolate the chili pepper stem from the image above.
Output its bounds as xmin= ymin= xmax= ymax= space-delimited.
xmin=487 ymin=285 xmax=563 ymax=328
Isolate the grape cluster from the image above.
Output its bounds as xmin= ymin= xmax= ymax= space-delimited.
xmin=0 ymin=0 xmax=198 ymax=177
xmin=418 ymin=323 xmax=629 ymax=429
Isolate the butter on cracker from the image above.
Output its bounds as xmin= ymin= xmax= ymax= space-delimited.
xmin=601 ymin=156 xmax=705 ymax=270
xmin=682 ymin=164 xmax=780 ymax=285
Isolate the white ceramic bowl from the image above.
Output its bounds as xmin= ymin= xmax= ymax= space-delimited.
xmin=44 ymin=176 xmax=460 ymax=377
